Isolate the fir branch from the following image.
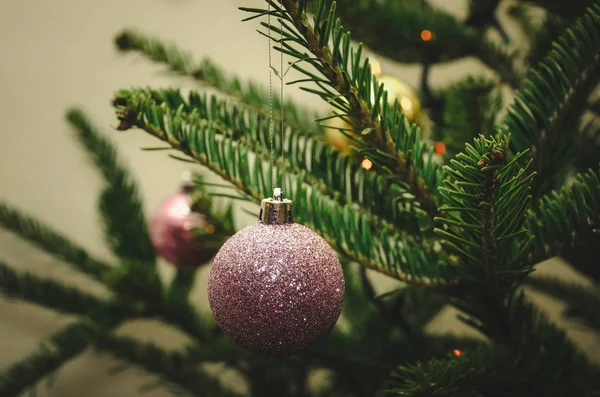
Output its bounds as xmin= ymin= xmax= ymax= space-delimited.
xmin=117 ymin=87 xmax=426 ymax=239
xmin=66 ymin=109 xmax=155 ymax=264
xmin=389 ymin=294 xmax=600 ymax=396
xmin=431 ymin=77 xmax=503 ymax=158
xmin=388 ymin=345 xmax=501 ymax=397
xmin=525 ymin=276 xmax=600 ymax=332
xmin=525 ymin=14 xmax=569 ymax=67
xmin=156 ymin=298 xmax=215 ymax=343
xmin=242 ymin=0 xmax=444 ymax=218
xmin=525 ymin=168 xmax=600 ymax=265
xmin=0 ymin=320 xmax=127 ymax=397
xmin=501 ymin=2 xmax=600 ymax=199
xmin=94 ymin=334 xmax=241 ymax=397
xmin=318 ymin=0 xmax=473 ymax=63
xmin=113 ymin=92 xmax=451 ymax=286
xmin=507 ymin=3 xmax=539 ymax=40
xmin=114 ymin=29 xmax=322 ymax=137
xmin=474 ymin=40 xmax=521 ymax=89
xmin=518 ymin=0 xmax=595 ymax=19
xmin=319 ymin=0 xmax=520 ymax=87
xmin=435 ymin=135 xmax=534 ymax=292
xmin=102 ymin=260 xmax=212 ymax=343
xmin=0 ymin=203 xmax=110 ymax=281
xmin=0 ymin=261 xmax=110 ymax=316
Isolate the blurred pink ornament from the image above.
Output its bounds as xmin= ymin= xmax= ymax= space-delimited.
xmin=208 ymin=190 xmax=345 ymax=356
xmin=149 ymin=190 xmax=215 ymax=268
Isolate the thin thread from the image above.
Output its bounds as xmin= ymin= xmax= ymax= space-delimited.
xmin=280 ymin=13 xmax=285 ymax=192
xmin=268 ymin=3 xmax=275 ymax=191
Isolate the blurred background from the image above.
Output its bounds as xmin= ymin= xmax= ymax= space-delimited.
xmin=0 ymin=0 xmax=598 ymax=395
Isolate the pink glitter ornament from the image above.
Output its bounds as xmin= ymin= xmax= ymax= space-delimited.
xmin=149 ymin=177 xmax=216 ymax=268
xmin=208 ymin=189 xmax=345 ymax=357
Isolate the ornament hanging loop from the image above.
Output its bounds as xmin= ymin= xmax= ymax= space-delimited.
xmin=267 ymin=0 xmax=285 ymax=195
xmin=259 ymin=188 xmax=293 ymax=225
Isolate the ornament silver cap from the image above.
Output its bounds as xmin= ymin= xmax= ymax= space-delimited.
xmin=180 ymin=170 xmax=194 ymax=193
xmin=259 ymin=188 xmax=293 ymax=225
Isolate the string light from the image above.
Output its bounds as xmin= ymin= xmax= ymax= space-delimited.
xmin=361 ymin=159 xmax=373 ymax=170
xmin=205 ymin=224 xmax=216 ymax=234
xmin=400 ymin=97 xmax=413 ymax=110
xmin=421 ymin=30 xmax=433 ymax=41
xmin=453 ymin=349 xmax=462 ymax=357
xmin=434 ymin=142 xmax=446 ymax=154
xmin=371 ymin=60 xmax=382 ymax=77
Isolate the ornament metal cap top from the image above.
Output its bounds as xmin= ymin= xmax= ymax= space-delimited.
xmin=259 ymin=188 xmax=293 ymax=225
xmin=180 ymin=170 xmax=194 ymax=192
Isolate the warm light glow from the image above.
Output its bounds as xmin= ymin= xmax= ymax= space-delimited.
xmin=421 ymin=30 xmax=433 ymax=41
xmin=400 ymin=97 xmax=413 ymax=110
xmin=370 ymin=60 xmax=382 ymax=77
xmin=361 ymin=159 xmax=373 ymax=170
xmin=434 ymin=142 xmax=447 ymax=154
xmin=205 ymin=224 xmax=216 ymax=234
xmin=453 ymin=349 xmax=462 ymax=357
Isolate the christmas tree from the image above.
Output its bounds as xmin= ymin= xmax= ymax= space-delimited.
xmin=2 ymin=0 xmax=600 ymax=395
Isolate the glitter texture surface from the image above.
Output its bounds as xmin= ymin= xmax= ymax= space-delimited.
xmin=208 ymin=222 xmax=345 ymax=356
xmin=149 ymin=192 xmax=215 ymax=267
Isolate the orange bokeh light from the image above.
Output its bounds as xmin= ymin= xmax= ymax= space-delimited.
xmin=421 ymin=30 xmax=433 ymax=41
xmin=362 ymin=159 xmax=373 ymax=170
xmin=205 ymin=224 xmax=216 ymax=234
xmin=434 ymin=142 xmax=446 ymax=154
xmin=453 ymin=349 xmax=462 ymax=357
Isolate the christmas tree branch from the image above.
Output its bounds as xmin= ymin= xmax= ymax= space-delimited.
xmin=114 ymin=29 xmax=322 ymax=137
xmin=388 ymin=345 xmax=503 ymax=396
xmin=431 ymin=76 xmax=503 ymax=158
xmin=389 ymin=294 xmax=600 ymax=396
xmin=0 ymin=261 xmax=110 ymax=316
xmin=102 ymin=260 xmax=214 ymax=343
xmin=0 ymin=319 xmax=128 ymax=397
xmin=501 ymin=1 xmax=600 ymax=199
xmin=156 ymin=298 xmax=216 ymax=343
xmin=319 ymin=0 xmax=520 ymax=88
xmin=113 ymin=93 xmax=452 ymax=287
xmin=94 ymin=334 xmax=241 ymax=397
xmin=524 ymin=168 xmax=600 ymax=266
xmin=116 ymin=88 xmax=427 ymax=240
xmin=523 ymin=13 xmax=568 ymax=67
xmin=0 ymin=203 xmax=110 ymax=281
xmin=474 ymin=40 xmax=521 ymax=89
xmin=518 ymin=0 xmax=594 ymax=19
xmin=0 ymin=202 xmax=211 ymax=345
xmin=435 ymin=135 xmax=535 ymax=292
xmin=242 ymin=0 xmax=444 ymax=219
xmin=67 ymin=109 xmax=156 ymax=264
xmin=525 ymin=275 xmax=600 ymax=333
xmin=318 ymin=0 xmax=473 ymax=64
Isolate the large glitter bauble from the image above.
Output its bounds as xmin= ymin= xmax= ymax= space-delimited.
xmin=324 ymin=74 xmax=426 ymax=154
xmin=149 ymin=191 xmax=216 ymax=268
xmin=208 ymin=194 xmax=344 ymax=357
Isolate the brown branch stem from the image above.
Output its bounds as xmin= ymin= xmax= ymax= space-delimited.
xmin=280 ymin=0 xmax=441 ymax=218
xmin=118 ymin=108 xmax=445 ymax=288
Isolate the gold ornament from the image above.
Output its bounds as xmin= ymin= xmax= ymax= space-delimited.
xmin=324 ymin=61 xmax=426 ymax=155
xmin=377 ymin=75 xmax=426 ymax=128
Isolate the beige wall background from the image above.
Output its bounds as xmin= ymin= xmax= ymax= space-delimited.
xmin=0 ymin=0 xmax=598 ymax=396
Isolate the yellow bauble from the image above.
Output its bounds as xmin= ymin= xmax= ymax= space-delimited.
xmin=324 ymin=74 xmax=426 ymax=154
xmin=324 ymin=113 xmax=355 ymax=154
xmin=378 ymin=75 xmax=426 ymax=127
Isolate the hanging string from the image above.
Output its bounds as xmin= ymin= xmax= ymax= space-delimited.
xmin=279 ymin=14 xmax=285 ymax=192
xmin=267 ymin=3 xmax=285 ymax=194
xmin=267 ymin=3 xmax=275 ymax=192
